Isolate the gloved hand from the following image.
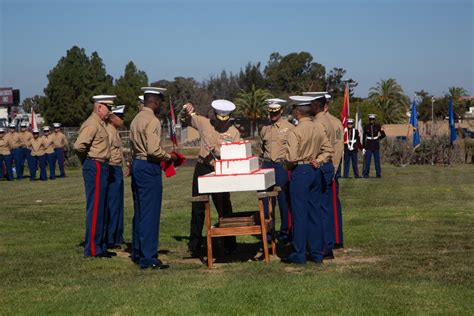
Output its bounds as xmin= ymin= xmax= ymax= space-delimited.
xmin=362 ymin=149 xmax=366 ymax=155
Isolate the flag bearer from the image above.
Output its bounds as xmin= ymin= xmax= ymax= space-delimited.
xmin=53 ymin=123 xmax=68 ymax=178
xmin=362 ymin=114 xmax=386 ymax=178
xmin=105 ymin=105 xmax=126 ymax=248
xmin=259 ymin=98 xmax=294 ymax=243
xmin=343 ymin=118 xmax=360 ymax=178
xmin=130 ymin=87 xmax=177 ymax=269
xmin=179 ymin=99 xmax=240 ymax=258
xmin=28 ymin=129 xmax=47 ymax=181
xmin=0 ymin=128 xmax=14 ymax=181
xmin=74 ymin=95 xmax=115 ymax=258
xmin=282 ymin=96 xmax=334 ymax=264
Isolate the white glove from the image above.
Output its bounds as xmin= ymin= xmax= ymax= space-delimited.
xmin=362 ymin=149 xmax=366 ymax=155
xmin=183 ymin=103 xmax=194 ymax=114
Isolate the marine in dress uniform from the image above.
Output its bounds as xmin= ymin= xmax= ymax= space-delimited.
xmin=18 ymin=122 xmax=33 ymax=179
xmin=362 ymin=114 xmax=386 ymax=178
xmin=309 ymin=94 xmax=337 ymax=256
xmin=180 ymin=100 xmax=240 ymax=257
xmin=42 ymin=126 xmax=56 ymax=180
xmin=7 ymin=123 xmax=21 ymax=179
xmin=74 ymin=95 xmax=114 ymax=258
xmin=343 ymin=119 xmax=360 ymax=178
xmin=28 ymin=129 xmax=48 ymax=181
xmin=282 ymin=96 xmax=334 ymax=264
xmin=130 ymin=87 xmax=176 ymax=269
xmin=52 ymin=123 xmax=68 ymax=178
xmin=259 ymin=98 xmax=294 ymax=242
xmin=105 ymin=105 xmax=126 ymax=248
xmin=0 ymin=128 xmax=14 ymax=181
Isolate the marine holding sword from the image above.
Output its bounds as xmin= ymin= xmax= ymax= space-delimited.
xmin=343 ymin=118 xmax=361 ymax=178
xmin=362 ymin=114 xmax=386 ymax=178
xmin=179 ymin=100 xmax=240 ymax=258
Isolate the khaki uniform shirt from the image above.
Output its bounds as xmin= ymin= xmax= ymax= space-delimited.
xmin=74 ymin=112 xmax=111 ymax=161
xmin=326 ymin=112 xmax=344 ymax=170
xmin=6 ymin=132 xmax=21 ymax=149
xmin=260 ymin=118 xmax=294 ymax=161
xmin=0 ymin=135 xmax=11 ymax=155
xmin=30 ymin=137 xmax=46 ymax=156
xmin=190 ymin=114 xmax=240 ymax=158
xmin=286 ymin=117 xmax=334 ymax=164
xmin=130 ymin=107 xmax=170 ymax=162
xmin=314 ymin=112 xmax=335 ymax=146
xmin=19 ymin=131 xmax=33 ymax=148
xmin=106 ymin=124 xmax=123 ymax=166
xmin=53 ymin=132 xmax=68 ymax=148
xmin=42 ymin=135 xmax=55 ymax=154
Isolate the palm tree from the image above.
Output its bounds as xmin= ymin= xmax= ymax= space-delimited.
xmin=234 ymin=85 xmax=273 ymax=137
xmin=447 ymin=86 xmax=468 ymax=101
xmin=369 ymin=78 xmax=408 ymax=123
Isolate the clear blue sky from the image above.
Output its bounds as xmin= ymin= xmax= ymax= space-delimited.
xmin=1 ymin=0 xmax=473 ymax=102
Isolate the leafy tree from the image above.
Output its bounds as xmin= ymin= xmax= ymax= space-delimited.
xmin=264 ymin=52 xmax=326 ymax=94
xmin=234 ymin=85 xmax=273 ymax=137
xmin=206 ymin=70 xmax=240 ymax=101
xmin=368 ymin=78 xmax=408 ymax=123
xmin=22 ymin=95 xmax=45 ymax=113
xmin=238 ymin=62 xmax=266 ymax=91
xmin=114 ymin=61 xmax=148 ymax=125
xmin=43 ymin=46 xmax=113 ymax=126
xmin=326 ymin=68 xmax=358 ymax=98
xmin=414 ymin=89 xmax=435 ymax=121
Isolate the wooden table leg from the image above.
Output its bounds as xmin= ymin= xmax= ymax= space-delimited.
xmin=204 ymin=196 xmax=213 ymax=268
xmin=268 ymin=198 xmax=276 ymax=256
xmin=258 ymin=198 xmax=270 ymax=263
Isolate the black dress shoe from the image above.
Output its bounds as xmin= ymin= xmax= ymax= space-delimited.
xmin=107 ymin=244 xmax=122 ymax=250
xmin=323 ymin=251 xmax=334 ymax=260
xmin=310 ymin=258 xmax=323 ymax=264
xmin=281 ymin=258 xmax=306 ymax=265
xmin=143 ymin=260 xmax=170 ymax=270
xmin=334 ymin=244 xmax=344 ymax=249
xmin=95 ymin=252 xmax=113 ymax=258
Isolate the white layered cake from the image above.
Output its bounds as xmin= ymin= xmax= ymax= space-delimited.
xmin=198 ymin=141 xmax=275 ymax=193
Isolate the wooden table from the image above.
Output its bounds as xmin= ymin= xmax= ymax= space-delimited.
xmin=193 ymin=188 xmax=280 ymax=268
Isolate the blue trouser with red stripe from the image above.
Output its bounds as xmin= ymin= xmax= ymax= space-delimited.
xmin=82 ymin=159 xmax=109 ymax=257
xmin=105 ymin=165 xmax=124 ymax=246
xmin=320 ymin=162 xmax=335 ymax=253
xmin=363 ymin=150 xmax=381 ymax=177
xmin=262 ymin=161 xmax=291 ymax=239
xmin=288 ymin=164 xmax=324 ymax=263
xmin=46 ymin=153 xmax=56 ymax=179
xmin=28 ymin=154 xmax=47 ymax=181
xmin=11 ymin=148 xmax=22 ymax=179
xmin=332 ymin=165 xmax=343 ymax=247
xmin=131 ymin=160 xmax=163 ymax=268
xmin=0 ymin=154 xmax=14 ymax=181
xmin=17 ymin=148 xmax=30 ymax=179
xmin=54 ymin=148 xmax=66 ymax=177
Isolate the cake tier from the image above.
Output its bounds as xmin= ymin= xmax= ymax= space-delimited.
xmin=215 ymin=156 xmax=259 ymax=175
xmin=198 ymin=168 xmax=275 ymax=193
xmin=220 ymin=140 xmax=252 ymax=160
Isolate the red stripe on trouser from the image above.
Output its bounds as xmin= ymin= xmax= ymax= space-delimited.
xmin=90 ymin=160 xmax=101 ymax=256
xmin=332 ymin=180 xmax=340 ymax=244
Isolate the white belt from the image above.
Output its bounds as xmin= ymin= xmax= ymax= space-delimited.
xmin=366 ymin=136 xmax=379 ymax=140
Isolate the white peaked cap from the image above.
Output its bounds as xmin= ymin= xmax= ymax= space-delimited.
xmin=138 ymin=95 xmax=144 ymax=103
xmin=112 ymin=105 xmax=126 ymax=114
xmin=92 ymin=95 xmax=116 ymax=104
xmin=53 ymin=123 xmax=61 ymax=128
xmin=20 ymin=122 xmax=28 ymax=127
xmin=32 ymin=128 xmax=40 ymax=133
xmin=347 ymin=118 xmax=355 ymax=123
xmin=0 ymin=128 xmax=5 ymax=132
xmin=289 ymin=95 xmax=319 ymax=106
xmin=211 ymin=99 xmax=236 ymax=115
xmin=141 ymin=87 xmax=167 ymax=95
xmin=368 ymin=114 xmax=377 ymax=119
xmin=9 ymin=123 xmax=16 ymax=128
xmin=303 ymin=91 xmax=329 ymax=99
xmin=43 ymin=126 xmax=50 ymax=131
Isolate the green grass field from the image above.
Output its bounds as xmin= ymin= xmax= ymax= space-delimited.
xmin=1 ymin=164 xmax=473 ymax=314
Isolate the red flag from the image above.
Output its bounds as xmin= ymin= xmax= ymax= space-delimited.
xmin=169 ymin=98 xmax=178 ymax=148
xmin=340 ymin=83 xmax=350 ymax=143
xmin=30 ymin=108 xmax=37 ymax=131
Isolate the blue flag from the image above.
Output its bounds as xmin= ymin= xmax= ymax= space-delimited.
xmin=409 ymin=100 xmax=421 ymax=148
xmin=448 ymin=97 xmax=456 ymax=145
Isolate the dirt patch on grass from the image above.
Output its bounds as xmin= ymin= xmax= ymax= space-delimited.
xmin=283 ymin=266 xmax=305 ymax=274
